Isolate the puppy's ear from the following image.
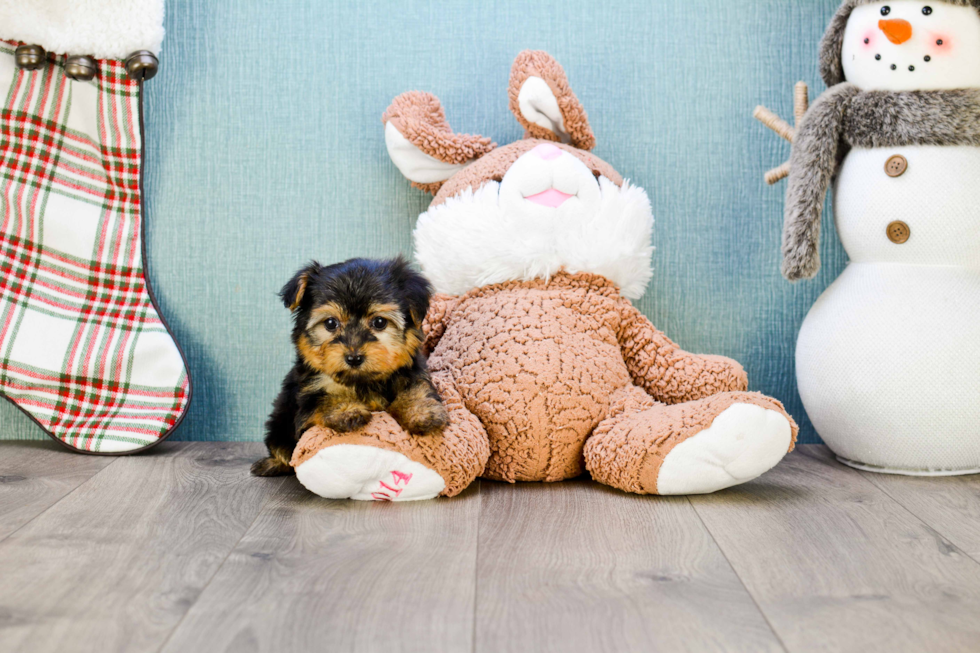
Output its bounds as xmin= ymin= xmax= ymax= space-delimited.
xmin=508 ymin=50 xmax=595 ymax=151
xmin=390 ymin=257 xmax=432 ymax=328
xmin=382 ymin=91 xmax=497 ymax=194
xmin=280 ymin=261 xmax=320 ymax=311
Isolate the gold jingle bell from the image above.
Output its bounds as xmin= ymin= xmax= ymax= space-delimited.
xmin=15 ymin=44 xmax=46 ymax=70
xmin=65 ymin=55 xmax=98 ymax=82
xmin=124 ymin=51 xmax=159 ymax=81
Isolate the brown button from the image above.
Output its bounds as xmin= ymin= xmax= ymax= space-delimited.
xmin=887 ymin=221 xmax=911 ymax=244
xmin=885 ymin=154 xmax=908 ymax=177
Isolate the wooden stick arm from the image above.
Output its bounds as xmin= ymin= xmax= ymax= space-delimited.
xmin=755 ymin=81 xmax=809 ymax=185
xmin=754 ymin=106 xmax=795 ymax=143
xmin=794 ymin=81 xmax=809 ymax=127
xmin=765 ymin=162 xmax=791 ymax=186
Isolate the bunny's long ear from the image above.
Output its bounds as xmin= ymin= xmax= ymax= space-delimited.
xmin=508 ymin=51 xmax=595 ymax=151
xmin=382 ymin=92 xmax=496 ymax=194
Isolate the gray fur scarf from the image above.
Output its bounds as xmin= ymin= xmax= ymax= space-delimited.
xmin=782 ymin=85 xmax=980 ymax=280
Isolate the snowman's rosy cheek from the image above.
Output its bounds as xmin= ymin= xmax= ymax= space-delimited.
xmin=928 ymin=33 xmax=952 ymax=55
xmin=862 ymin=30 xmax=877 ymax=48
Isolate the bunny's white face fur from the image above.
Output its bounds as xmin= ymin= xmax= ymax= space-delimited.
xmin=841 ymin=1 xmax=980 ymax=91
xmin=412 ymin=144 xmax=654 ymax=299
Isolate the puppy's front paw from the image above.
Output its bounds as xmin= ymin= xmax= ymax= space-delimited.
xmin=326 ymin=409 xmax=373 ymax=433
xmin=251 ymin=456 xmax=295 ymax=477
xmin=401 ymin=402 xmax=450 ymax=436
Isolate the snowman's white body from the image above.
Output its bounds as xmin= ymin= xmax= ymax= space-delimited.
xmin=791 ymin=1 xmax=980 ymax=473
xmin=797 ymin=144 xmax=980 ymax=473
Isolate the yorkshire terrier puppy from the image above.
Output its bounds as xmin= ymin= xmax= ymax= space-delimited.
xmin=251 ymin=257 xmax=449 ymax=477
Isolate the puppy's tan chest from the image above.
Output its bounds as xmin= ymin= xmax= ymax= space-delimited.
xmin=306 ymin=375 xmax=389 ymax=411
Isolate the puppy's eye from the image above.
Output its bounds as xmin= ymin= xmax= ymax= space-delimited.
xmin=881 ymin=5 xmax=891 ymax=15
xmin=370 ymin=317 xmax=388 ymax=331
xmin=922 ymin=6 xmax=933 ymax=15
xmin=323 ymin=318 xmax=340 ymax=332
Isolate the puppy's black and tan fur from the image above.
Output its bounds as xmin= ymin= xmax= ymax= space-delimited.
xmin=251 ymin=257 xmax=449 ymax=477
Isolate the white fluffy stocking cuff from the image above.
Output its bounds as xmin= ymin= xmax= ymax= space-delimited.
xmin=0 ymin=0 xmax=164 ymax=59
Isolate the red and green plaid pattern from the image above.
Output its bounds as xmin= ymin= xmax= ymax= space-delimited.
xmin=0 ymin=41 xmax=189 ymax=453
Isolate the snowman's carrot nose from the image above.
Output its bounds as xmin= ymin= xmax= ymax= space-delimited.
xmin=879 ymin=18 xmax=913 ymax=44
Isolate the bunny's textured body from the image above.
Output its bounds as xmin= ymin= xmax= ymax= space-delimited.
xmin=421 ymin=272 xmax=769 ymax=487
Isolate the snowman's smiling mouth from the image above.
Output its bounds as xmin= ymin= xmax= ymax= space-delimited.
xmin=875 ymin=53 xmax=932 ymax=73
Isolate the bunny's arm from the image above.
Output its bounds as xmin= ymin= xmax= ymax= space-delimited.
xmin=782 ymin=82 xmax=859 ymax=281
xmin=421 ymin=293 xmax=461 ymax=356
xmin=617 ymin=299 xmax=748 ymax=405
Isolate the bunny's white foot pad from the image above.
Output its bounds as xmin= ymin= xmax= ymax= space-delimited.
xmin=295 ymin=444 xmax=445 ymax=501
xmin=656 ymin=403 xmax=792 ymax=495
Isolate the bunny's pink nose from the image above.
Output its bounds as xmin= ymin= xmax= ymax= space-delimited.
xmin=532 ymin=143 xmax=563 ymax=160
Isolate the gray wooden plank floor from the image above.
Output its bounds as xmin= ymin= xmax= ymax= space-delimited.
xmin=0 ymin=442 xmax=283 ymax=653
xmin=689 ymin=446 xmax=980 ymax=653
xmin=160 ymin=477 xmax=481 ymax=653
xmin=0 ymin=442 xmax=114 ymax=542
xmin=475 ymin=481 xmax=782 ymax=653
xmin=2 ymin=442 xmax=980 ymax=653
xmin=857 ymin=465 xmax=980 ymax=561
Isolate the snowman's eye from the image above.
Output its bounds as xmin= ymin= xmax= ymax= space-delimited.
xmin=881 ymin=6 xmax=891 ymax=15
xmin=923 ymin=6 xmax=933 ymax=15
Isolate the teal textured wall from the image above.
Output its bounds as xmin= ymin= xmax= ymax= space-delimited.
xmin=0 ymin=0 xmax=848 ymax=443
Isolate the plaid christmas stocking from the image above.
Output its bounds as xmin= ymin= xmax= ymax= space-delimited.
xmin=0 ymin=2 xmax=191 ymax=454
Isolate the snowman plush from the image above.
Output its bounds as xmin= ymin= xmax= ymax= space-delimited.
xmin=780 ymin=0 xmax=980 ymax=474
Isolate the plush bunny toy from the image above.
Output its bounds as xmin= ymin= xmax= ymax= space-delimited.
xmin=783 ymin=1 xmax=980 ymax=474
xmin=290 ymin=51 xmax=797 ymax=501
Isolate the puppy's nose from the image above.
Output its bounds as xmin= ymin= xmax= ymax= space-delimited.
xmin=344 ymin=354 xmax=365 ymax=368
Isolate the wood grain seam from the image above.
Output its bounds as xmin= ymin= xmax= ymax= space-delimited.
xmin=470 ymin=481 xmax=481 ymax=653
xmin=0 ymin=455 xmax=120 ymax=546
xmin=798 ymin=447 xmax=980 ymax=570
xmin=855 ymin=470 xmax=980 ymax=570
xmin=153 ymin=474 xmax=288 ymax=653
xmin=685 ymin=495 xmax=791 ymax=653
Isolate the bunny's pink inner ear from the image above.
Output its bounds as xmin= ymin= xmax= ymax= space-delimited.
xmin=382 ymin=91 xmax=496 ymax=193
xmin=508 ymin=51 xmax=596 ymax=152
